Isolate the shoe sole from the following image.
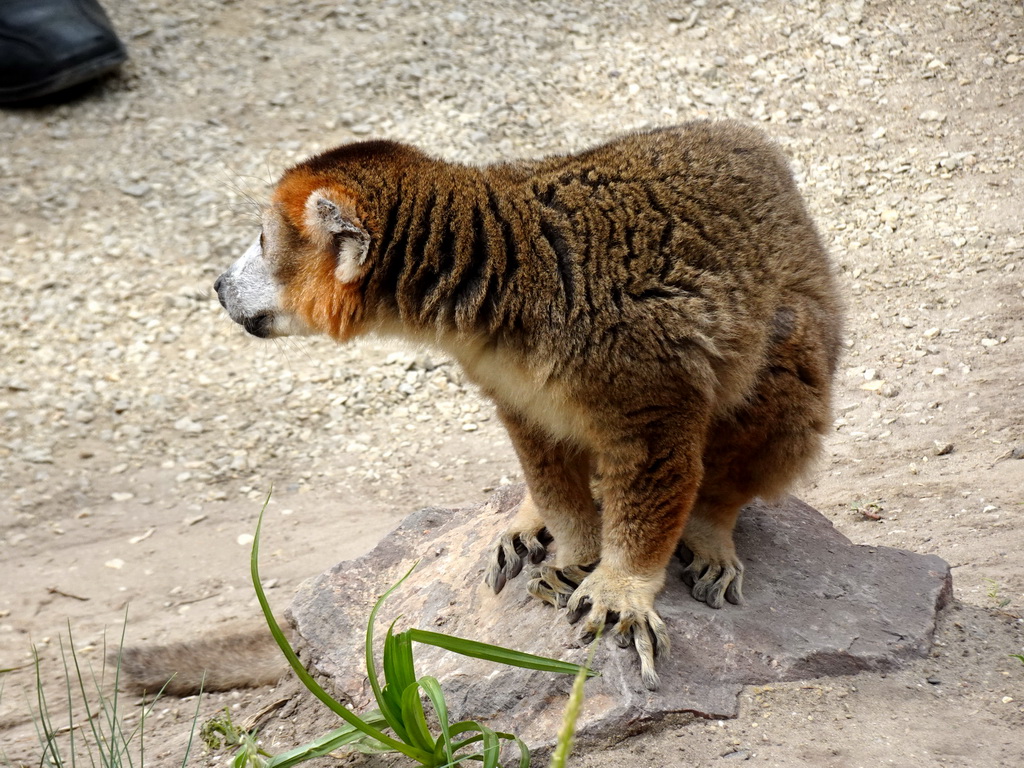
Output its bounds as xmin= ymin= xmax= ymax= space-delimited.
xmin=0 ymin=47 xmax=127 ymax=104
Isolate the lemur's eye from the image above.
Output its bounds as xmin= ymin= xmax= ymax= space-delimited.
xmin=259 ymin=231 xmax=265 ymax=250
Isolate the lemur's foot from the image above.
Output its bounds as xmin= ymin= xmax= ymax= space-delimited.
xmin=485 ymin=525 xmax=553 ymax=594
xmin=526 ymin=563 xmax=597 ymax=608
xmin=565 ymin=566 xmax=670 ymax=691
xmin=679 ymin=545 xmax=744 ymax=609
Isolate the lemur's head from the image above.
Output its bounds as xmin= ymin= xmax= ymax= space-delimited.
xmin=214 ymin=142 xmax=414 ymax=341
xmin=214 ymin=172 xmax=372 ymax=340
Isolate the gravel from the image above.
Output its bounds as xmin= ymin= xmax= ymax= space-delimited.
xmin=2 ymin=4 xmax=1024 ymax=763
xmin=2 ymin=0 xmax=1022 ymax=581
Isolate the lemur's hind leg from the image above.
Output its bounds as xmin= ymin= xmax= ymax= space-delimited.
xmin=485 ymin=407 xmax=599 ymax=596
xmin=485 ymin=492 xmax=554 ymax=593
xmin=679 ymin=495 xmax=746 ymax=609
xmin=681 ymin=309 xmax=837 ymax=608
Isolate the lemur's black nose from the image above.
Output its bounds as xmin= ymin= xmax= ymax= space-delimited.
xmin=213 ymin=276 xmax=228 ymax=309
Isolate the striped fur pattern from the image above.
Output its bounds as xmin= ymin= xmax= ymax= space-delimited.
xmin=214 ymin=121 xmax=843 ymax=690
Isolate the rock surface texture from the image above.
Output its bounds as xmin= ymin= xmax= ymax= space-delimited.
xmin=290 ymin=485 xmax=952 ymax=751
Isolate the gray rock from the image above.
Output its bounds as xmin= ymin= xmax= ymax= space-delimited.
xmin=119 ymin=182 xmax=152 ymax=198
xmin=289 ymin=486 xmax=952 ymax=753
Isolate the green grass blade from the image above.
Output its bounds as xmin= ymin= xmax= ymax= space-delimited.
xmin=179 ymin=678 xmax=205 ymax=768
xmin=448 ymin=734 xmax=483 ymax=754
xmin=444 ymin=723 xmax=488 ymax=764
xmin=443 ymin=730 xmax=528 ymax=768
xmin=400 ymin=683 xmax=437 ymax=754
xmin=549 ymin=628 xmax=600 ymax=768
xmin=446 ymin=720 xmax=487 ymax=742
xmin=419 ymin=676 xmax=454 ymax=766
xmin=250 ymin=490 xmax=428 ymax=763
xmin=475 ymin=721 xmax=501 ymax=768
xmin=380 ymin=625 xmax=422 ymax=750
xmin=444 ymin=720 xmax=501 ymax=768
xmin=381 ymin=624 xmax=409 ymax=713
xmin=408 ymin=630 xmax=595 ymax=677
xmin=506 ymin=733 xmax=530 ymax=768
xmin=264 ymin=712 xmax=391 ymax=768
xmin=390 ymin=630 xmax=418 ymax=693
xmin=366 ymin=564 xmax=418 ymax=739
xmin=368 ymin=565 xmax=415 ymax=720
xmin=33 ymin=647 xmax=62 ymax=768
xmin=548 ymin=668 xmax=587 ymax=768
xmin=454 ymin=732 xmax=528 ymax=768
xmin=379 ymin=623 xmax=411 ymax=743
xmin=109 ymin=621 xmax=136 ymax=768
xmin=73 ymin=631 xmax=128 ymax=768
xmin=63 ymin=635 xmax=98 ymax=768
xmin=378 ymin=684 xmax=410 ymax=745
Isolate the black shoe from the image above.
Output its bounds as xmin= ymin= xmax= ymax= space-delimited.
xmin=0 ymin=0 xmax=127 ymax=105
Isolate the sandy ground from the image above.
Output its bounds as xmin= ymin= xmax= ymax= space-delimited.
xmin=1 ymin=1 xmax=1023 ymax=766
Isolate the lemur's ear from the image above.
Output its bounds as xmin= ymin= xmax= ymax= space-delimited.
xmin=304 ymin=189 xmax=370 ymax=283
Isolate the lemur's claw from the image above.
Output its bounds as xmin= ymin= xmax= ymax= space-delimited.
xmin=527 ymin=563 xmax=596 ymax=608
xmin=485 ymin=526 xmax=552 ymax=593
xmin=565 ymin=566 xmax=670 ymax=691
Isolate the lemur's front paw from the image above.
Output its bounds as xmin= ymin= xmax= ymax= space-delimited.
xmin=565 ymin=567 xmax=670 ymax=691
xmin=526 ymin=563 xmax=597 ymax=608
xmin=485 ymin=525 xmax=553 ymax=593
xmin=679 ymin=547 xmax=744 ymax=609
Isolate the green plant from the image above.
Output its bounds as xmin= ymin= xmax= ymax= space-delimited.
xmin=983 ymin=578 xmax=1011 ymax=609
xmin=200 ymin=706 xmax=359 ymax=768
xmin=240 ymin=492 xmax=596 ymax=768
xmin=851 ymin=499 xmax=883 ymax=521
xmin=11 ymin=620 xmax=199 ymax=768
xmin=1012 ymin=654 xmax=1024 ymax=666
xmin=547 ymin=631 xmax=599 ymax=768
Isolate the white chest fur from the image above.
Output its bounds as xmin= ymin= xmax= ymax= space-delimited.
xmin=452 ymin=341 xmax=592 ymax=447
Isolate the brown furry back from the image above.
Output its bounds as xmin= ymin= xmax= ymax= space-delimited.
xmin=280 ymin=121 xmax=841 ymax=416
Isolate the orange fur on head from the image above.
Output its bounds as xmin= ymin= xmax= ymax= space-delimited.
xmin=280 ymin=258 xmax=366 ymax=341
xmin=273 ymin=169 xmax=368 ymax=341
xmin=273 ymin=170 xmax=365 ymax=242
